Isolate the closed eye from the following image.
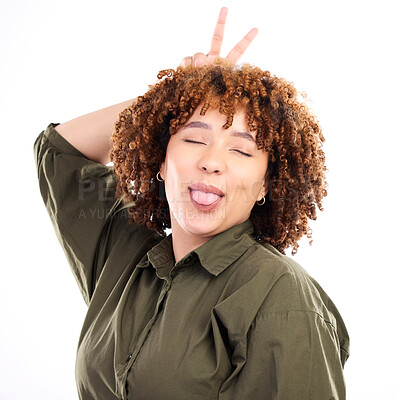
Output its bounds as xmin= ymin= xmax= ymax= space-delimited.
xmin=234 ymin=150 xmax=252 ymax=157
xmin=184 ymin=139 xmax=205 ymax=144
xmin=183 ymin=139 xmax=252 ymax=157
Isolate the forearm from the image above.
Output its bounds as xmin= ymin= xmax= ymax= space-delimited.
xmin=55 ymin=98 xmax=137 ymax=165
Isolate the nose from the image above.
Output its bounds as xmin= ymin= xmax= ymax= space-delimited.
xmin=198 ymin=147 xmax=225 ymax=174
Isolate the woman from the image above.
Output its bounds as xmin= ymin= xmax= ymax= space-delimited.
xmin=34 ymin=8 xmax=349 ymax=400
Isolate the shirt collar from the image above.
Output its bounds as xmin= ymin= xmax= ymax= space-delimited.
xmin=193 ymin=218 xmax=255 ymax=275
xmin=137 ymin=218 xmax=256 ymax=277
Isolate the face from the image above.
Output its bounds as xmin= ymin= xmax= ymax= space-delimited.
xmin=160 ymin=105 xmax=269 ymax=242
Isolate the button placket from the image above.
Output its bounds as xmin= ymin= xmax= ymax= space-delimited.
xmin=171 ymin=254 xmax=195 ymax=278
xmin=125 ymin=277 xmax=171 ymax=370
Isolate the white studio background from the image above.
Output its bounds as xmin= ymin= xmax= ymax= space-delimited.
xmin=1 ymin=0 xmax=392 ymax=399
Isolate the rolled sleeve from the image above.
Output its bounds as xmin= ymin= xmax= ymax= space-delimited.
xmin=33 ymin=123 xmax=126 ymax=304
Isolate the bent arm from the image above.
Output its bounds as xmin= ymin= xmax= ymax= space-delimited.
xmin=55 ymin=7 xmax=257 ymax=166
xmin=55 ymin=98 xmax=136 ymax=165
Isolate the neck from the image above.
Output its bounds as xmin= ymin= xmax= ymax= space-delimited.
xmin=170 ymin=219 xmax=213 ymax=264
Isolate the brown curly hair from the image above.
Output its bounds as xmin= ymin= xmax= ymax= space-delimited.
xmin=110 ymin=61 xmax=327 ymax=255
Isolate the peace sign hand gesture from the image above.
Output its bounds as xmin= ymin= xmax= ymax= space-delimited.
xmin=179 ymin=7 xmax=258 ymax=68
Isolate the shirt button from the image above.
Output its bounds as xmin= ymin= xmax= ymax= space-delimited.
xmin=127 ymin=353 xmax=132 ymax=361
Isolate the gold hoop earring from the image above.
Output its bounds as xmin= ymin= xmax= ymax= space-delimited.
xmin=156 ymin=171 xmax=164 ymax=182
xmin=256 ymin=197 xmax=266 ymax=206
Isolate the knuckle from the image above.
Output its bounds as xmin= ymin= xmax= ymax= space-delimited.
xmin=193 ymin=54 xmax=208 ymax=66
xmin=234 ymin=44 xmax=244 ymax=54
xmin=212 ymin=34 xmax=223 ymax=41
xmin=180 ymin=56 xmax=192 ymax=67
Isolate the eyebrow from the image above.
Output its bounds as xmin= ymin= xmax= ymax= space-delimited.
xmin=181 ymin=121 xmax=256 ymax=143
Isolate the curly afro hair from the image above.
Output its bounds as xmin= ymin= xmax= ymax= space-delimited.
xmin=110 ymin=61 xmax=327 ymax=255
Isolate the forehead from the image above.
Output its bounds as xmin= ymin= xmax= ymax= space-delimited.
xmin=182 ymin=105 xmax=256 ymax=142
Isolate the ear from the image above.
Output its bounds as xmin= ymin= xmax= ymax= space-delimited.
xmin=159 ymin=160 xmax=166 ymax=179
xmin=258 ymin=178 xmax=269 ymax=201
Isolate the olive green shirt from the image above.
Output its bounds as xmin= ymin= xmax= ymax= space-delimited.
xmin=34 ymin=123 xmax=350 ymax=400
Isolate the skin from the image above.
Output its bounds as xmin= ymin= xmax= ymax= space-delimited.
xmin=161 ymin=7 xmax=262 ymax=263
xmin=160 ymin=105 xmax=269 ymax=263
xmin=179 ymin=7 xmax=258 ymax=67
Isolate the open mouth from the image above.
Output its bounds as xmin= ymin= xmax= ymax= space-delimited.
xmin=188 ymin=189 xmax=224 ymax=211
xmin=190 ymin=190 xmax=222 ymax=205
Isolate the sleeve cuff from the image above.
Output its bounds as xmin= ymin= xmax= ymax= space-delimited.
xmin=43 ymin=122 xmax=90 ymax=159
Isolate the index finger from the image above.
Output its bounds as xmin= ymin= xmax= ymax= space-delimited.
xmin=226 ymin=27 xmax=259 ymax=64
xmin=208 ymin=7 xmax=228 ymax=57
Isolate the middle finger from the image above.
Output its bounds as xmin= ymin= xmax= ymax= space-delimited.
xmin=226 ymin=27 xmax=258 ymax=64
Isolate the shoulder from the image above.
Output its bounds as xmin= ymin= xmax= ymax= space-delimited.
xmin=220 ymin=240 xmax=350 ymax=363
xmin=108 ymin=203 xmax=165 ymax=259
xmin=233 ymin=241 xmax=337 ymax=325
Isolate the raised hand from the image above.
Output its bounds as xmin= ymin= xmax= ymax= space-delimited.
xmin=179 ymin=7 xmax=258 ymax=67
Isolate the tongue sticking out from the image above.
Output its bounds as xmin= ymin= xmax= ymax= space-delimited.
xmin=191 ymin=190 xmax=221 ymax=206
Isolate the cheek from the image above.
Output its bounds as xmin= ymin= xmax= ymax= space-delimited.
xmin=228 ymin=164 xmax=266 ymax=200
xmin=162 ymin=148 xmax=194 ymax=198
xmin=165 ymin=153 xmax=191 ymax=181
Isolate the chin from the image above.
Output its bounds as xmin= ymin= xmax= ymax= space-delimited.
xmin=181 ymin=217 xmax=226 ymax=238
